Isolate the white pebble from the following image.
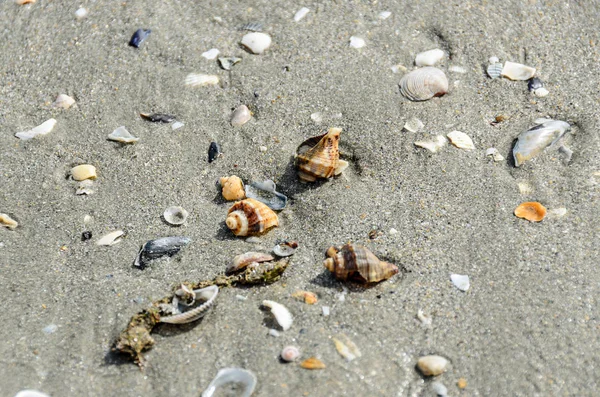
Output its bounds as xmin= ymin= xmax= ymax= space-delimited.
xmin=259 ymin=146 xmax=268 ymax=152
xmin=14 ymin=391 xmax=50 ymax=397
xmin=417 ymin=355 xmax=449 ymax=376
xmin=322 ymin=306 xmax=330 ymax=316
xmin=450 ymin=274 xmax=470 ymax=291
xmin=294 ymin=7 xmax=310 ymax=22
xmin=378 ymin=11 xmax=392 ymax=20
xmin=236 ymin=295 xmax=248 ymax=301
xmin=431 ymin=381 xmax=448 ymax=396
xmin=74 ymin=7 xmax=88 ymax=19
xmin=42 ymin=324 xmax=58 ymax=334
xmin=263 ymin=300 xmax=293 ymax=331
xmin=349 ymin=36 xmax=365 ymax=49
xmin=268 ymin=329 xmax=280 ymax=337
xmin=241 ymin=32 xmax=272 ymax=55
xmin=171 ymin=121 xmax=184 ymax=130
xmin=417 ymin=309 xmax=432 ymax=327
xmin=489 ymin=56 xmax=499 ymax=63
xmin=201 ymin=48 xmax=220 ymax=60
xmin=534 ymin=87 xmax=549 ymax=97
xmin=15 ymin=119 xmax=57 ymax=140
xmin=415 ymin=49 xmax=445 ymax=67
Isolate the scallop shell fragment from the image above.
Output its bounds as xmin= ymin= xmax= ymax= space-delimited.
xmin=450 ymin=274 xmax=470 ymax=291
xmin=241 ymin=32 xmax=271 ymax=54
xmin=0 ymin=213 xmax=18 ymax=230
xmin=399 ymin=67 xmax=448 ymax=101
xmin=96 ymin=230 xmax=124 ymax=246
xmin=134 ymin=236 xmax=191 ymax=269
xmin=163 ymin=206 xmax=189 ymax=225
xmin=185 ymin=73 xmax=219 ymax=87
xmin=417 ymin=355 xmax=449 ymax=376
xmin=226 ymin=198 xmax=279 ymax=236
xmin=71 ymin=164 xmax=97 ymax=181
xmin=262 ymin=300 xmax=293 ymax=331
xmin=447 ymin=131 xmax=475 ymax=150
xmin=160 ymin=285 xmax=218 ymax=324
xmin=501 ymin=61 xmax=536 ymax=81
xmin=514 ymin=201 xmax=547 ymax=222
xmin=486 ymin=62 xmax=503 ymax=79
xmin=230 ymin=105 xmax=252 ymax=127
xmin=513 ymin=119 xmax=570 ymax=167
xmin=53 ymin=94 xmax=76 ymax=109
xmin=415 ymin=49 xmax=445 ymax=67
xmin=15 ymin=119 xmax=57 ymax=140
xmin=108 ymin=126 xmax=139 ymax=143
xmin=202 ymin=368 xmax=257 ymax=397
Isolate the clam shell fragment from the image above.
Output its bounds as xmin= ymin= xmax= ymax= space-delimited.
xmin=241 ymin=32 xmax=271 ymax=54
xmin=501 ymin=61 xmax=536 ymax=81
xmin=273 ymin=240 xmax=298 ymax=257
xmin=262 ymin=300 xmax=293 ymax=331
xmin=160 ymin=285 xmax=218 ymax=324
xmin=414 ymin=135 xmax=447 ymax=153
xmin=202 ymin=368 xmax=257 ymax=397
xmin=108 ymin=126 xmax=139 ymax=143
xmin=129 ymin=29 xmax=151 ymax=48
xmin=218 ymin=57 xmax=242 ymax=70
xmin=230 ymin=105 xmax=252 ymax=127
xmin=134 ymin=236 xmax=191 ymax=269
xmin=294 ymin=7 xmax=310 ymax=22
xmin=399 ymin=67 xmax=448 ymax=101
xmin=447 ymin=131 xmax=475 ymax=150
xmin=71 ymin=164 xmax=97 ymax=181
xmin=53 ymin=94 xmax=76 ymax=109
xmin=349 ymin=36 xmax=366 ymax=49
xmin=415 ymin=49 xmax=445 ymax=67
xmin=244 ymin=180 xmax=288 ymax=210
xmin=228 ymin=251 xmax=274 ymax=274
xmin=163 ymin=206 xmax=189 ymax=225
xmin=185 ymin=73 xmax=219 ymax=87
xmin=15 ymin=119 xmax=57 ymax=140
xmin=0 ymin=213 xmax=18 ymax=230
xmin=96 ymin=230 xmax=124 ymax=246
xmin=513 ymin=120 xmax=570 ymax=167
xmin=140 ymin=113 xmax=176 ymax=123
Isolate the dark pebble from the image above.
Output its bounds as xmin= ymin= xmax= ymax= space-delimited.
xmin=129 ymin=29 xmax=151 ymax=48
xmin=81 ymin=231 xmax=92 ymax=241
xmin=208 ymin=142 xmax=221 ymax=163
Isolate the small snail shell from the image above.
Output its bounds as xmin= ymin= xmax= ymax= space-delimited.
xmin=323 ymin=244 xmax=399 ymax=283
xmin=226 ymin=198 xmax=279 ymax=236
xmin=399 ymin=67 xmax=448 ymax=101
xmin=220 ymin=175 xmax=246 ymax=201
xmin=295 ymin=127 xmax=349 ymax=182
xmin=281 ymin=345 xmax=301 ymax=362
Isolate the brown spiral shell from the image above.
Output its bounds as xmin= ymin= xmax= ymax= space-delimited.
xmin=323 ymin=244 xmax=399 ymax=283
xmin=399 ymin=67 xmax=448 ymax=101
xmin=226 ymin=198 xmax=279 ymax=236
xmin=295 ymin=127 xmax=348 ymax=182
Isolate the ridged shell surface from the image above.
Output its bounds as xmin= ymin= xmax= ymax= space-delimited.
xmin=513 ymin=120 xmax=570 ymax=166
xmin=399 ymin=67 xmax=448 ymax=101
xmin=323 ymin=244 xmax=399 ymax=283
xmin=295 ymin=127 xmax=343 ymax=182
xmin=487 ymin=62 xmax=503 ymax=79
xmin=226 ymin=198 xmax=279 ymax=236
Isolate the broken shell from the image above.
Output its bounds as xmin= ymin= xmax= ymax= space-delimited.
xmin=485 ymin=148 xmax=505 ymax=162
xmin=75 ymin=179 xmax=94 ymax=195
xmin=244 ymin=180 xmax=288 ymax=210
xmin=450 ymin=274 xmax=470 ymax=291
xmin=514 ymin=201 xmax=547 ymax=222
xmin=415 ymin=49 xmax=445 ymax=67
xmin=332 ymin=334 xmax=362 ymax=362
xmin=0 ymin=213 xmax=18 ymax=230
xmin=417 ymin=355 xmax=449 ymax=376
xmin=547 ymin=207 xmax=567 ymax=218
xmin=108 ymin=126 xmax=139 ymax=143
xmin=218 ymin=57 xmax=242 ymax=70
xmin=292 ymin=290 xmax=318 ymax=305
xmin=174 ymin=284 xmax=196 ymax=306
xmin=228 ymin=251 xmax=274 ymax=274
xmin=185 ymin=73 xmax=219 ymax=87
xmin=323 ymin=244 xmax=399 ymax=283
xmin=349 ymin=36 xmax=366 ymax=49
xmin=262 ymin=300 xmax=293 ymax=331
xmin=96 ymin=230 xmax=124 ymax=246
xmin=403 ymin=117 xmax=424 ymax=133
xmin=447 ymin=131 xmax=475 ymax=150
xmin=220 ymin=175 xmax=245 ymax=201
xmin=129 ymin=28 xmax=151 ymax=48
xmin=160 ymin=285 xmax=218 ymax=324
xmin=273 ymin=240 xmax=298 ymax=257
xmin=163 ymin=206 xmax=189 ymax=225
xmin=414 ymin=135 xmax=447 ymax=153
xmin=501 ymin=61 xmax=536 ymax=81
xmin=140 ymin=113 xmax=176 ymax=123
xmin=241 ymin=32 xmax=271 ymax=54
xmin=295 ymin=127 xmax=348 ymax=182
xmin=201 ymin=48 xmax=220 ymax=60
xmin=134 ymin=236 xmax=191 ymax=269
xmin=202 ymin=368 xmax=257 ymax=397
xmin=281 ymin=346 xmax=301 ymax=362
xmin=513 ymin=120 xmax=570 ymax=167
xmin=53 ymin=94 xmax=76 ymax=109
xmin=528 ymin=77 xmax=543 ymax=92
xmin=448 ymin=65 xmax=467 ymax=74
xmin=231 ymin=105 xmax=252 ymax=127
xmin=15 ymin=118 xmax=57 ymax=140
xmin=399 ymin=67 xmax=448 ymax=101
xmin=226 ymin=198 xmax=279 ymax=236
xmin=240 ymin=22 xmax=263 ymax=32
xmin=300 ymin=357 xmax=326 ymax=370
xmin=486 ymin=62 xmax=503 ymax=79
xmin=172 ymin=121 xmax=184 ymax=130
xmin=71 ymin=164 xmax=97 ymax=181
xmin=13 ymin=391 xmax=49 ymax=397
xmin=294 ymin=7 xmax=310 ymax=22
xmin=208 ymin=142 xmax=221 ymax=163
xmin=534 ymin=87 xmax=549 ymax=97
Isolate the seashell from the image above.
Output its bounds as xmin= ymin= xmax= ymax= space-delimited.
xmin=208 ymin=142 xmax=221 ymax=163
xmin=16 ymin=0 xmax=36 ymax=4
xmin=294 ymin=7 xmax=310 ymax=22
xmin=431 ymin=382 xmax=448 ymax=397
xmin=450 ymin=274 xmax=470 ymax=291
xmin=417 ymin=355 xmax=449 ymax=376
xmin=15 ymin=118 xmax=57 ymax=140
xmin=228 ymin=251 xmax=274 ymax=274
xmin=74 ymin=7 xmax=88 ymax=19
xmin=403 ymin=117 xmax=424 ymax=133
xmin=108 ymin=126 xmax=139 ymax=143
xmin=486 ymin=62 xmax=503 ymax=79
xmin=220 ymin=175 xmax=245 ymax=201
xmin=322 ymin=306 xmax=330 ymax=316
xmin=140 ymin=113 xmax=176 ymax=123
xmin=489 ymin=56 xmax=500 ymax=64
xmin=485 ymin=148 xmax=504 ymax=162
xmin=273 ymin=240 xmax=298 ymax=257
xmin=291 ymin=290 xmax=318 ymax=305
xmin=534 ymin=87 xmax=549 ymax=97
xmin=415 ymin=49 xmax=445 ymax=67
xmin=202 ymin=368 xmax=257 ymax=397
xmin=201 ymin=48 xmax=220 ymax=60
xmin=185 ymin=73 xmax=220 ymax=87
xmin=75 ymin=179 xmax=94 ymax=195
xmin=332 ymin=334 xmax=361 ymax=362
xmin=241 ymin=32 xmax=271 ymax=54
xmin=230 ymin=105 xmax=252 ymax=127
xmin=323 ymin=244 xmax=399 ymax=283
xmin=528 ymin=77 xmax=543 ymax=92
xmin=514 ymin=201 xmax=547 ymax=222
xmin=513 ymin=120 xmax=570 ymax=167
xmin=414 ymin=135 xmax=447 ymax=153
xmin=501 ymin=61 xmax=536 ymax=81
xmin=244 ymin=180 xmax=287 ymax=210
xmin=239 ymin=22 xmax=263 ymax=32
xmin=379 ymin=11 xmax=392 ymax=20
xmin=173 ymin=284 xmax=196 ymax=306
xmin=269 ymin=329 xmax=280 ymax=337
xmin=349 ymin=36 xmax=366 ymax=49
xmin=163 ymin=206 xmax=189 ymax=225
xmin=0 ymin=213 xmax=18 ymax=230
xmin=71 ymin=164 xmax=97 ymax=181
xmin=96 ymin=230 xmax=124 ymax=246
xmin=171 ymin=121 xmax=184 ymax=130
xmin=218 ymin=57 xmax=242 ymax=71
xmin=160 ymin=285 xmax=218 ymax=324
xmin=417 ymin=309 xmax=432 ymax=327
xmin=53 ymin=94 xmax=76 ymax=109
xmin=129 ymin=29 xmax=151 ymax=48
xmin=262 ymin=300 xmax=293 ymax=331
xmin=13 ymin=391 xmax=49 ymax=397
xmin=300 ymin=357 xmax=326 ymax=370
xmin=281 ymin=345 xmax=301 ymax=362
xmin=447 ymin=130 xmax=475 ymax=150
xmin=448 ymin=65 xmax=467 ymax=74
xmin=391 ymin=64 xmax=408 ymax=74
xmin=399 ymin=67 xmax=448 ymax=101
xmin=134 ymin=236 xmax=191 ymax=269
xmin=226 ymin=198 xmax=279 ymax=236
xmin=558 ymin=145 xmax=573 ymax=163
xmin=295 ymin=127 xmax=348 ymax=182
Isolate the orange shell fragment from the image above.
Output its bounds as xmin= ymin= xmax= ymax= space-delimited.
xmin=514 ymin=202 xmax=547 ymax=222
xmin=300 ymin=357 xmax=326 ymax=370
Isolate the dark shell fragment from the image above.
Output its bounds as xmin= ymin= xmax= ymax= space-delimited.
xmin=81 ymin=231 xmax=92 ymax=241
xmin=140 ymin=113 xmax=176 ymax=123
xmin=218 ymin=57 xmax=242 ymax=71
xmin=129 ymin=29 xmax=151 ymax=48
xmin=208 ymin=142 xmax=221 ymax=163
xmin=528 ymin=77 xmax=543 ymax=92
xmin=239 ymin=22 xmax=263 ymax=32
xmin=134 ymin=236 xmax=191 ymax=269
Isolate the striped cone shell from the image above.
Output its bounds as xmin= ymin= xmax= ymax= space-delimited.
xmin=323 ymin=244 xmax=399 ymax=283
xmin=226 ymin=198 xmax=279 ymax=236
xmin=296 ymin=127 xmax=343 ymax=182
xmin=399 ymin=67 xmax=448 ymax=101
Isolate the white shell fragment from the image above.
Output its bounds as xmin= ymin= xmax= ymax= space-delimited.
xmin=501 ymin=61 xmax=536 ymax=81
xmin=229 ymin=251 xmax=274 ymax=274
xmin=534 ymin=87 xmax=549 ymax=97
xmin=185 ymin=73 xmax=220 ymax=87
xmin=160 ymin=285 xmax=218 ymax=324
xmin=96 ymin=230 xmax=125 ymax=246
xmin=241 ymin=32 xmax=272 ymax=54
xmin=513 ymin=119 xmax=570 ymax=167
xmin=202 ymin=368 xmax=257 ymax=397
xmin=403 ymin=117 xmax=424 ymax=133
xmin=417 ymin=355 xmax=449 ymax=376
xmin=517 ymin=181 xmax=534 ymax=195
xmin=322 ymin=306 xmax=330 ymax=316
xmin=415 ymin=49 xmax=445 ymax=67
xmin=486 ymin=147 xmax=505 ymax=162
xmin=417 ymin=309 xmax=432 ymax=327
xmin=431 ymin=382 xmax=448 ymax=397
xmin=487 ymin=62 xmax=503 ymax=79
xmin=201 ymin=48 xmax=220 ymax=60
xmin=399 ymin=67 xmax=448 ymax=101
xmin=332 ymin=334 xmax=362 ymax=362
xmin=449 ymin=65 xmax=467 ymax=74
xmin=272 ymin=241 xmax=298 ymax=257
xmin=447 ymin=131 xmax=475 ymax=150
xmin=294 ymin=7 xmax=310 ymax=22
xmin=15 ymin=119 xmax=57 ymax=140
xmin=262 ymin=300 xmax=293 ymax=331
xmin=53 ymin=94 xmax=76 ymax=109
xmin=489 ymin=56 xmax=500 ymax=64
xmin=379 ymin=11 xmax=392 ymax=20
xmin=71 ymin=164 xmax=97 ymax=181
xmin=231 ymin=105 xmax=252 ymax=127
xmin=349 ymin=36 xmax=366 ymax=49
xmin=14 ymin=390 xmax=51 ymax=397
xmin=74 ymin=7 xmax=88 ymax=19
xmin=0 ymin=213 xmax=18 ymax=230
xmin=450 ymin=274 xmax=470 ymax=291
xmin=547 ymin=207 xmax=568 ymax=218
xmin=108 ymin=126 xmax=139 ymax=143
xmin=172 ymin=121 xmax=184 ymax=130
xmin=414 ymin=135 xmax=447 ymax=153
xmin=75 ymin=179 xmax=94 ymax=195
xmin=163 ymin=206 xmax=189 ymax=225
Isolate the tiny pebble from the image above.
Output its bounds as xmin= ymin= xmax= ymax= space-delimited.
xmin=74 ymin=7 xmax=88 ymax=19
xmin=171 ymin=121 xmax=184 ymax=130
xmin=81 ymin=231 xmax=92 ymax=241
xmin=431 ymin=381 xmax=448 ymax=396
xmin=489 ymin=56 xmax=499 ymax=63
xmin=417 ymin=355 xmax=449 ymax=376
xmin=268 ymin=329 xmax=280 ymax=337
xmin=201 ymin=48 xmax=220 ymax=60
xmin=259 ymin=146 xmax=268 ymax=152
xmin=450 ymin=274 xmax=470 ymax=291
xmin=42 ymin=324 xmax=58 ymax=334
xmin=294 ymin=7 xmax=310 ymax=22
xmin=322 ymin=306 xmax=330 ymax=316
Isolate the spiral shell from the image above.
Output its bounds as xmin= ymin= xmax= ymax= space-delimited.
xmin=295 ymin=127 xmax=349 ymax=182
xmin=399 ymin=67 xmax=448 ymax=101
xmin=226 ymin=198 xmax=279 ymax=236
xmin=323 ymin=244 xmax=399 ymax=283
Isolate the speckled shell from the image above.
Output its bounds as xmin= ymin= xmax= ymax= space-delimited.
xmin=296 ymin=127 xmax=346 ymax=182
xmin=399 ymin=67 xmax=448 ymax=101
xmin=323 ymin=244 xmax=399 ymax=283
xmin=226 ymin=198 xmax=279 ymax=236
xmin=513 ymin=120 xmax=570 ymax=167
